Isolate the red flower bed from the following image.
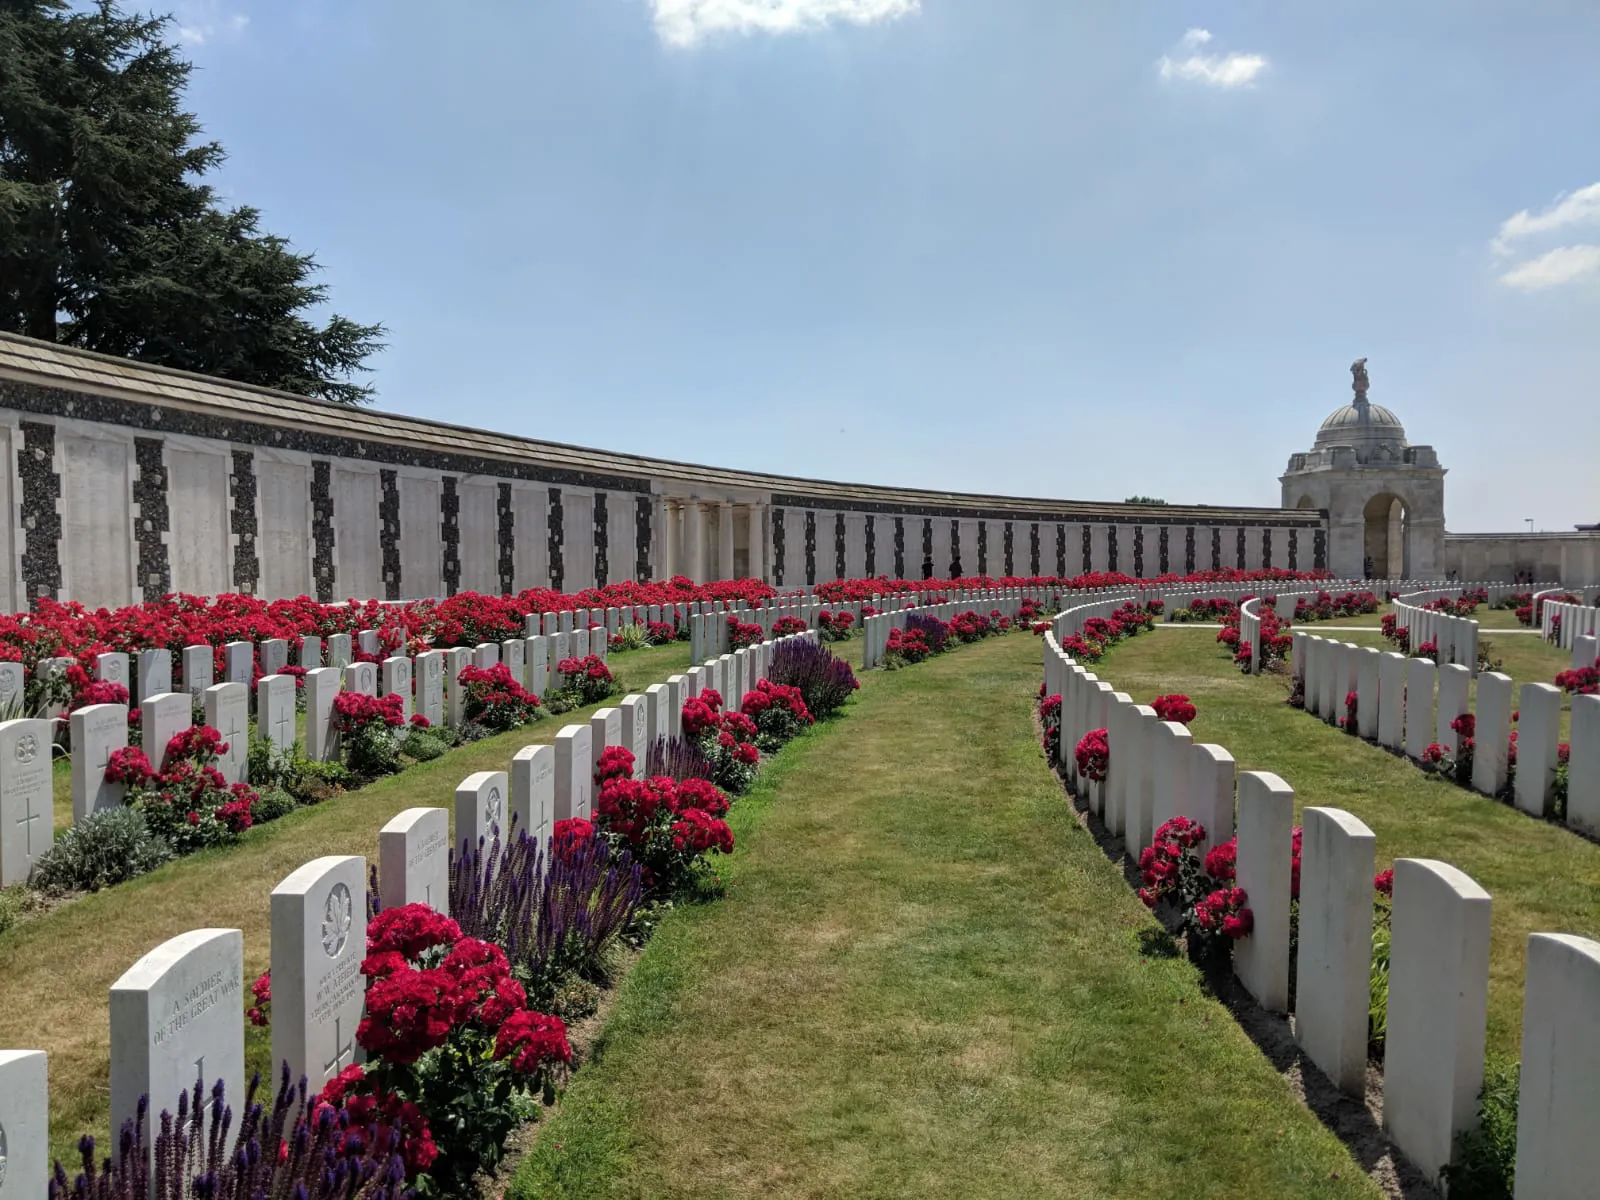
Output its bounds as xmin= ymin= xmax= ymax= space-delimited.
xmin=1151 ymin=694 xmax=1196 ymax=725
xmin=1075 ymin=728 xmax=1109 ymax=781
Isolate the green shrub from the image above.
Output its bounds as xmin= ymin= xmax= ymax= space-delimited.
xmin=289 ymin=757 xmax=354 ymax=803
xmin=251 ymin=788 xmax=299 ymax=824
xmin=401 ymin=729 xmax=449 ymax=761
xmin=30 ymin=808 xmax=174 ymax=894
xmin=1441 ymin=1062 xmax=1519 ymax=1199
xmin=613 ymin=623 xmax=650 ymax=652
xmin=0 ymin=884 xmax=29 ymax=935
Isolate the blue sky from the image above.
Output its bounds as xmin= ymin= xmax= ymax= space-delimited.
xmin=162 ymin=0 xmax=1598 ymax=531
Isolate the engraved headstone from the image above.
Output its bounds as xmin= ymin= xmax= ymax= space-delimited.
xmin=109 ymin=928 xmax=244 ymax=1160
xmin=525 ymin=637 xmax=548 ymax=699
xmin=473 ymin=643 xmax=499 ymax=670
xmin=137 ymin=649 xmax=172 ymax=703
xmin=223 ymin=641 xmax=253 ymax=688
xmin=258 ymin=674 xmax=296 ymax=752
xmin=572 ymin=628 xmax=590 ymax=660
xmin=303 ymin=667 xmax=342 ymax=762
xmin=344 ymin=661 xmax=377 ymax=697
xmin=182 ymin=645 xmax=214 ymax=697
xmin=0 ymin=718 xmax=53 ymax=886
xmin=619 ymin=695 xmax=649 ymax=778
xmin=381 ymin=656 xmax=413 ymax=724
xmin=0 ymin=661 xmax=23 ymax=713
xmin=70 ymin=703 xmax=128 ymax=821
xmin=203 ymin=682 xmax=250 ymax=785
xmin=510 ymin=745 xmax=555 ymax=849
xmin=553 ymin=725 xmax=593 ymax=820
xmin=357 ymin=630 xmax=379 ymax=657
xmin=260 ymin=638 xmax=289 ymax=678
xmin=378 ymin=808 xmax=449 ymax=914
xmin=500 ymin=639 xmax=524 ymax=688
xmin=0 ymin=1050 xmax=48 ymax=1198
xmin=95 ymin=651 xmax=129 ymax=688
xmin=326 ymin=634 xmax=353 ymax=669
xmin=455 ymin=770 xmax=508 ymax=849
xmin=444 ymin=647 xmax=470 ymax=727
xmin=415 ymin=650 xmax=445 ymax=728
xmin=299 ymin=636 xmax=323 ymax=668
xmin=270 ymin=856 xmax=367 ymax=1093
xmin=142 ymin=692 xmax=192 ymax=772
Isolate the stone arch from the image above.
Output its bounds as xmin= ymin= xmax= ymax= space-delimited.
xmin=1362 ymin=492 xmax=1408 ymax=579
xmin=1296 ymin=495 xmax=1318 ymax=510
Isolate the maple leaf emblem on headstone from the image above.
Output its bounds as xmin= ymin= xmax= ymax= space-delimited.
xmin=322 ymin=883 xmax=353 ymax=958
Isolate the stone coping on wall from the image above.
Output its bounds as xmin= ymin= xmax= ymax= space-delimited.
xmin=0 ymin=331 xmax=1319 ymax=526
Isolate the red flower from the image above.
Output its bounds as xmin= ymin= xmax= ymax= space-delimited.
xmin=358 ymin=967 xmax=462 ymax=1064
xmin=367 ymin=903 xmax=463 ymax=960
xmin=1374 ymin=869 xmax=1394 ymax=897
xmin=494 ymin=1009 xmax=573 ymax=1074
xmin=1151 ymin=694 xmax=1197 ymax=725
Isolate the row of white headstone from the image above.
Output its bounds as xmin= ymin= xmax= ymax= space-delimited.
xmin=1044 ymin=599 xmax=1600 ymax=1197
xmin=0 ymin=626 xmax=820 ymax=1193
xmin=1543 ymin=598 xmax=1600 ymax=658
xmin=1294 ymin=632 xmax=1600 ymax=834
xmin=1391 ymin=591 xmax=1481 ymax=676
xmin=858 ymin=593 xmax=1029 ymax=669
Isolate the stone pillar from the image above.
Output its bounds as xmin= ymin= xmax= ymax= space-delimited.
xmin=661 ymin=500 xmax=678 ymax=581
xmin=719 ymin=501 xmax=735 ymax=583
xmin=745 ymin=502 xmax=767 ymax=582
xmin=685 ymin=501 xmax=707 ymax=585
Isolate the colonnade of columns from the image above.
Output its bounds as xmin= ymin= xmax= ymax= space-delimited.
xmin=660 ymin=498 xmax=770 ymax=583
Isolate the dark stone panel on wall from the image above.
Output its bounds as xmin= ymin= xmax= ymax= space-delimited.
xmin=547 ymin=487 xmax=564 ymax=593
xmin=133 ymin=438 xmax=171 ymax=598
xmin=0 ymin=379 xmax=652 ymax=496
xmin=1132 ymin=526 xmax=1144 ymax=577
xmin=1262 ymin=528 xmax=1272 ymax=569
xmin=1211 ymin=528 xmax=1222 ymax=571
xmin=1081 ymin=524 xmax=1092 ymax=573
xmin=1314 ymin=528 xmax=1327 ymax=571
xmin=635 ymin=495 xmax=653 ymax=582
xmin=19 ymin=420 xmax=61 ymax=605
xmin=1185 ymin=526 xmax=1196 ymax=574
xmin=379 ymin=469 xmax=401 ymax=600
xmin=865 ymin=514 xmax=876 ymax=577
xmin=948 ymin=519 xmax=962 ymax=577
xmin=804 ymin=510 xmax=817 ymax=585
xmin=1288 ymin=528 xmax=1299 ymax=570
xmin=1236 ymin=528 xmax=1247 ymax=570
xmin=977 ymin=520 xmax=989 ymax=576
xmin=593 ymin=490 xmax=609 ymax=588
xmin=1054 ymin=524 xmax=1065 ymax=577
xmin=835 ymin=512 xmax=846 ymax=580
xmin=1029 ymin=522 xmax=1040 ymax=576
xmin=1107 ymin=526 xmax=1119 ymax=573
xmin=1159 ymin=526 xmax=1170 ymax=575
xmin=229 ymin=450 xmax=261 ymax=596
xmin=498 ymin=483 xmax=516 ymax=595
xmin=311 ymin=460 xmax=335 ymax=603
xmin=441 ymin=478 xmax=462 ymax=597
xmin=921 ymin=518 xmax=933 ymax=578
xmin=893 ymin=516 xmax=905 ymax=578
xmin=772 ymin=507 xmax=786 ymax=586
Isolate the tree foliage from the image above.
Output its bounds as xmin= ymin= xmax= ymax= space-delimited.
xmin=1124 ymin=495 xmax=1169 ymax=506
xmin=0 ymin=0 xmax=384 ymax=404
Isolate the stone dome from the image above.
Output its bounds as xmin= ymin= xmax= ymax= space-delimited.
xmin=1314 ymin=402 xmax=1407 ymax=448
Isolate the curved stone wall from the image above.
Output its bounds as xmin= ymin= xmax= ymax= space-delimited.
xmin=0 ymin=331 xmax=1326 ymax=609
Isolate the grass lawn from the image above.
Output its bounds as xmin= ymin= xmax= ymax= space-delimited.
xmin=5 ymin=641 xmax=693 ymax=1163
xmin=509 ymin=634 xmax=1377 ymax=1200
xmin=1105 ymin=628 xmax=1600 ymax=1063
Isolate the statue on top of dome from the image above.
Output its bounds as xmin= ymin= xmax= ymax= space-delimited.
xmin=1351 ymin=357 xmax=1370 ymax=406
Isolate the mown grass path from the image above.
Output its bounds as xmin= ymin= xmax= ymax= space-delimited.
xmin=2 ymin=642 xmax=693 ymax=1163
xmin=511 ymin=634 xmax=1376 ymax=1200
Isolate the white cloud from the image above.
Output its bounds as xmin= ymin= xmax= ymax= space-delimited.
xmin=172 ymin=3 xmax=249 ymax=46
xmin=651 ymin=0 xmax=919 ymax=48
xmin=1157 ymin=28 xmax=1267 ymax=88
xmin=1497 ymin=244 xmax=1600 ymax=291
xmin=1490 ymin=181 xmax=1600 ymax=256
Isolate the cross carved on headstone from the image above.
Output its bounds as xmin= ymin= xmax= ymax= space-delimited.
xmin=194 ymin=1053 xmax=217 ymax=1119
xmin=16 ymin=792 xmax=42 ymax=855
xmin=271 ymin=701 xmax=294 ymax=749
xmin=222 ymin=708 xmax=246 ymax=769
xmin=324 ymin=1015 xmax=355 ymax=1080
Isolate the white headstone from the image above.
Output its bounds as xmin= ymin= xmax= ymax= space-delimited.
xmin=415 ymin=650 xmax=445 ymax=728
xmin=1436 ymin=664 xmax=1471 ymax=754
xmin=110 ymin=928 xmax=244 ymax=1158
xmin=473 ymin=643 xmax=499 ymax=670
xmin=269 ymin=856 xmax=366 ymax=1092
xmin=548 ymin=632 xmax=571 ymax=684
xmin=553 ymin=725 xmax=593 ymax=821
xmin=1296 ymin=806 xmax=1375 ymax=1096
xmin=572 ymin=629 xmax=590 ymax=660
xmin=0 ymin=1050 xmax=47 ymax=1199
xmin=619 ymin=695 xmax=649 ymax=778
xmin=344 ymin=661 xmax=377 ymax=697
xmin=1514 ymin=933 xmax=1600 ymax=1197
xmin=1356 ymin=647 xmax=1381 ymax=738
xmin=70 ymin=704 xmax=127 ymax=822
xmin=142 ymin=692 xmax=192 ymax=772
xmin=258 ymin=674 xmax=296 ymax=752
xmin=1569 ymin=694 xmax=1600 ymax=839
xmin=0 ymin=662 xmax=23 ymax=713
xmin=1404 ymin=658 xmax=1436 ymax=762
xmin=1383 ymin=858 xmax=1491 ymax=1186
xmin=1188 ymin=743 xmax=1235 ymax=851
xmin=1129 ymin=706 xmax=1159 ymax=854
xmin=182 ymin=645 xmax=214 ymax=697
xmin=223 ymin=641 xmax=253 ymax=688
xmin=510 ymin=744 xmax=555 ymax=850
xmin=444 ymin=647 xmax=470 ymax=728
xmin=1471 ymin=671 xmax=1513 ymax=797
xmin=260 ymin=639 xmax=289 ymax=678
xmin=1152 ymin=721 xmax=1193 ymax=833
xmin=203 ymin=682 xmax=249 ymax=785
xmin=379 ymin=807 xmax=449 ymax=914
xmin=137 ymin=648 xmax=173 ymax=704
xmin=645 ymin=683 xmax=668 ymax=747
xmin=357 ymin=630 xmax=379 ymax=657
xmin=1515 ymin=682 xmax=1563 ymax=818
xmin=303 ymin=667 xmax=341 ymax=762
xmin=326 ymin=634 xmax=353 ymax=669
xmin=1377 ymin=652 xmax=1407 ymax=750
xmin=95 ymin=651 xmax=129 ymax=688
xmin=381 ymin=656 xmax=413 ymax=724
xmin=455 ymin=770 xmax=508 ymax=849
xmin=590 ymin=707 xmax=622 ymax=778
xmin=299 ymin=636 xmax=323 ymax=668
xmin=1233 ymin=771 xmax=1295 ymax=1014
xmin=0 ymin=718 xmax=53 ymax=887
xmin=525 ymin=637 xmax=548 ymax=699
xmin=500 ymin=639 xmax=524 ymax=688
